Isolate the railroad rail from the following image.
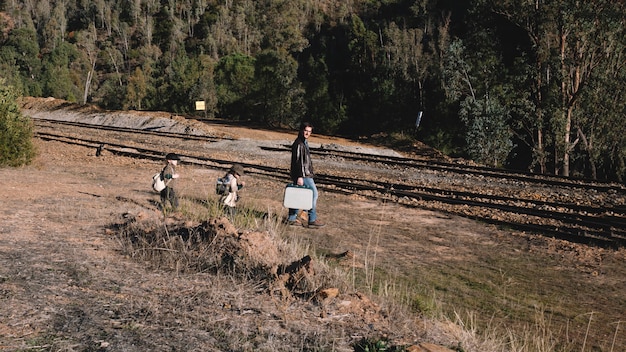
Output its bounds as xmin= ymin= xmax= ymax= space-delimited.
xmin=34 ymin=126 xmax=626 ymax=248
xmin=261 ymin=146 xmax=626 ymax=194
xmin=35 ymin=117 xmax=626 ymax=194
xmin=33 ymin=118 xmax=232 ymax=142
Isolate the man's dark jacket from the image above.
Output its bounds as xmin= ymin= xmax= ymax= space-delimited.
xmin=290 ymin=136 xmax=314 ymax=182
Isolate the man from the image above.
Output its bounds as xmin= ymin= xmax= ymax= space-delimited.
xmin=161 ymin=152 xmax=181 ymax=210
xmin=287 ymin=122 xmax=325 ymax=228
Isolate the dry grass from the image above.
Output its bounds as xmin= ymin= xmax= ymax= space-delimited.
xmin=105 ymin=195 xmax=613 ymax=352
xmin=109 ymin=197 xmax=402 ymax=351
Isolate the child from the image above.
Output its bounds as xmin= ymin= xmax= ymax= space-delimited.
xmin=220 ymin=164 xmax=245 ymax=216
xmin=161 ymin=153 xmax=181 ymax=210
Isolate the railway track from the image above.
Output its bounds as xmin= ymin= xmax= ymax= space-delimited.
xmin=33 ymin=118 xmax=232 ymax=142
xmin=261 ymin=145 xmax=626 ymax=194
xmin=32 ymin=118 xmax=626 ymax=248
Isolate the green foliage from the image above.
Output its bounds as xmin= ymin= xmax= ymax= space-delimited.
xmin=0 ymin=81 xmax=36 ymax=167
xmin=251 ymin=49 xmax=305 ymax=127
xmin=126 ymin=67 xmax=147 ymax=110
xmin=154 ymin=49 xmax=211 ymax=113
xmin=0 ymin=0 xmax=624 ymax=179
xmin=459 ymin=97 xmax=513 ymax=167
xmin=300 ymin=56 xmax=347 ymax=134
xmin=215 ymin=53 xmax=255 ymax=119
xmin=41 ymin=42 xmax=80 ymax=101
xmin=354 ymin=337 xmax=406 ymax=352
xmin=0 ymin=27 xmax=42 ymax=96
xmin=442 ymin=38 xmax=514 ymax=167
xmin=442 ymin=40 xmax=475 ymax=102
xmin=189 ymin=55 xmax=218 ymax=118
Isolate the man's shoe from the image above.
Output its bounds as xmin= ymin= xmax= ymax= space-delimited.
xmin=287 ymin=219 xmax=303 ymax=226
xmin=307 ymin=220 xmax=326 ymax=228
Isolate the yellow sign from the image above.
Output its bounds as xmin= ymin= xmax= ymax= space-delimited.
xmin=195 ymin=101 xmax=205 ymax=110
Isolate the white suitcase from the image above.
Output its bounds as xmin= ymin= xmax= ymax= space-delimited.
xmin=283 ymin=184 xmax=313 ymax=210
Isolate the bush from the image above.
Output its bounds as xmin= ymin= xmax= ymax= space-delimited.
xmin=0 ymin=81 xmax=36 ymax=166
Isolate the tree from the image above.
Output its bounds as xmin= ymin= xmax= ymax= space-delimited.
xmin=256 ymin=0 xmax=309 ymax=53
xmin=188 ymin=54 xmax=218 ymax=118
xmin=0 ymin=80 xmax=36 ymax=167
xmin=481 ymin=0 xmax=554 ymax=174
xmin=41 ymin=41 xmax=80 ymax=102
xmin=1 ymin=27 xmax=42 ymax=96
xmin=572 ymin=2 xmax=626 ymax=180
xmin=554 ymin=0 xmax=625 ymax=177
xmin=251 ymin=49 xmax=305 ymax=127
xmin=42 ymin=1 xmax=67 ymax=50
xmin=460 ymin=96 xmax=513 ymax=167
xmin=442 ymin=39 xmax=514 ymax=167
xmin=215 ymin=52 xmax=255 ymax=119
xmin=481 ymin=0 xmax=626 ymax=178
xmin=299 ymin=55 xmax=347 ymax=134
xmin=75 ymin=24 xmax=99 ymax=104
xmin=125 ymin=66 xmax=147 ymax=110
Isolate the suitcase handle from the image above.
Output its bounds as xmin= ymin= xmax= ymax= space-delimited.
xmin=286 ymin=183 xmax=310 ymax=189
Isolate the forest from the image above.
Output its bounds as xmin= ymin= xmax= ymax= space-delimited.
xmin=0 ymin=0 xmax=624 ymax=181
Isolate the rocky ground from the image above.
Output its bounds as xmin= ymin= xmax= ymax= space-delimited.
xmin=0 ymin=98 xmax=624 ymax=351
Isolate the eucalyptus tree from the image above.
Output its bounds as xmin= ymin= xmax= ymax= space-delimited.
xmin=442 ymin=39 xmax=514 ymax=167
xmin=477 ymin=0 xmax=626 ymax=179
xmin=93 ymin=0 xmax=113 ymax=35
xmin=553 ymin=0 xmax=626 ymax=178
xmin=203 ymin=0 xmax=261 ymax=57
xmin=153 ymin=48 xmax=210 ymax=113
xmin=0 ymin=27 xmax=42 ymax=96
xmin=384 ymin=22 xmax=429 ymax=117
xmin=125 ymin=66 xmax=148 ymax=110
xmin=189 ymin=54 xmax=218 ymax=118
xmin=256 ymin=0 xmax=309 ymax=53
xmin=298 ymin=55 xmax=347 ymax=134
xmin=75 ymin=24 xmax=98 ymax=104
xmin=337 ymin=14 xmax=385 ymax=134
xmin=382 ymin=0 xmax=442 ymax=114
xmin=571 ymin=2 xmax=626 ymax=180
xmin=478 ymin=0 xmax=554 ymax=173
xmin=111 ymin=18 xmax=132 ymax=73
xmin=42 ymin=1 xmax=67 ymax=50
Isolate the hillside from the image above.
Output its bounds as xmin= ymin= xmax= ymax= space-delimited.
xmin=1 ymin=98 xmax=624 ymax=351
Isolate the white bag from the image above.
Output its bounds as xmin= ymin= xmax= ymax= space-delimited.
xmin=222 ymin=192 xmax=237 ymax=207
xmin=283 ymin=184 xmax=313 ymax=210
xmin=152 ymin=172 xmax=166 ymax=192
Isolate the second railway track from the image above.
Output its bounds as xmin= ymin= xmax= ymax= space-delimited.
xmin=33 ymin=118 xmax=626 ymax=248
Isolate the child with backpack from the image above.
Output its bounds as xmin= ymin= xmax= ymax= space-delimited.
xmin=160 ymin=153 xmax=181 ymax=210
xmin=217 ymin=164 xmax=245 ymax=216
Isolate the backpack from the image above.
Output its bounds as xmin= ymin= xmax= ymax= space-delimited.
xmin=152 ymin=171 xmax=166 ymax=192
xmin=215 ymin=176 xmax=229 ymax=195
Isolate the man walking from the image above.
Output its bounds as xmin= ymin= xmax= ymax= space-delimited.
xmin=287 ymin=122 xmax=325 ymax=228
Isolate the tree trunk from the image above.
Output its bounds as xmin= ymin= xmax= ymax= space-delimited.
xmin=562 ymin=106 xmax=572 ymax=177
xmin=536 ymin=128 xmax=545 ymax=174
xmin=535 ymin=57 xmax=546 ymax=174
xmin=83 ymin=69 xmax=93 ymax=104
xmin=577 ymin=127 xmax=597 ymax=180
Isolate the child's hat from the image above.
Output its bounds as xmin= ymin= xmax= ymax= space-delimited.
xmin=165 ymin=153 xmax=180 ymax=160
xmin=230 ymin=164 xmax=244 ymax=175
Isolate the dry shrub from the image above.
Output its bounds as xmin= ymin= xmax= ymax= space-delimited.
xmin=110 ymin=212 xmax=485 ymax=351
xmin=112 ymin=212 xmax=334 ymax=302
